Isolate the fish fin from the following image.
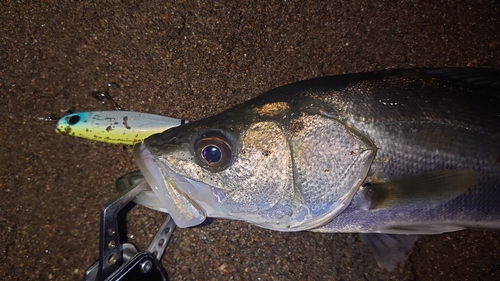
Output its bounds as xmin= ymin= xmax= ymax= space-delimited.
xmin=383 ymin=224 xmax=465 ymax=235
xmin=384 ymin=221 xmax=500 ymax=234
xmin=359 ymin=233 xmax=418 ymax=271
xmin=424 ymin=68 xmax=500 ymax=90
xmin=360 ymin=169 xmax=480 ymax=210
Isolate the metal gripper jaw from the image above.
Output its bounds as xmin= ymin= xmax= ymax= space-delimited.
xmin=84 ymin=172 xmax=176 ymax=281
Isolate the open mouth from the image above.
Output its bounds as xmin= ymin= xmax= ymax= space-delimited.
xmin=133 ymin=143 xmax=227 ymax=228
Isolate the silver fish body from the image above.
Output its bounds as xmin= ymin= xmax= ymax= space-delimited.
xmin=310 ymin=69 xmax=500 ymax=234
xmin=133 ymin=68 xmax=500 ymax=268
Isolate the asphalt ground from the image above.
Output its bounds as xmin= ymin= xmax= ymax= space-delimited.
xmin=1 ymin=1 xmax=499 ymax=280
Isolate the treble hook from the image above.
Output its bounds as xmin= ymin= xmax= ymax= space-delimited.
xmin=91 ymin=82 xmax=123 ymax=110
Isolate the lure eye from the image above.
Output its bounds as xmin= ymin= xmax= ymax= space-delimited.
xmin=68 ymin=115 xmax=81 ymax=125
xmin=195 ymin=132 xmax=232 ymax=171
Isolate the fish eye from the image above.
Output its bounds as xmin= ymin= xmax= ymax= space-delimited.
xmin=195 ymin=132 xmax=232 ymax=170
xmin=201 ymin=145 xmax=222 ymax=163
xmin=68 ymin=115 xmax=81 ymax=125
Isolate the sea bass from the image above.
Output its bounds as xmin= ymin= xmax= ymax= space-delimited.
xmin=133 ymin=68 xmax=500 ymax=270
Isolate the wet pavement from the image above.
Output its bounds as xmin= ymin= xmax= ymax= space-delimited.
xmin=1 ymin=1 xmax=500 ymax=280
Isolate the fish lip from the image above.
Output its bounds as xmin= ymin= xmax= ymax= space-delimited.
xmin=133 ymin=143 xmax=207 ymax=228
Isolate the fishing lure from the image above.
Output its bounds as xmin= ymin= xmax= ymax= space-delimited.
xmin=56 ymin=111 xmax=187 ymax=145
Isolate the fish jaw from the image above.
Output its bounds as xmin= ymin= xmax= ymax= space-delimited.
xmin=133 ymin=143 xmax=231 ymax=227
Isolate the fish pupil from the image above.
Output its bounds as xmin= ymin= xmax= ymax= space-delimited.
xmin=202 ymin=145 xmax=222 ymax=163
xmin=68 ymin=115 xmax=81 ymax=125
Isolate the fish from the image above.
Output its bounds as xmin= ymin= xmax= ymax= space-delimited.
xmin=132 ymin=68 xmax=500 ymax=270
xmin=55 ymin=111 xmax=187 ymax=145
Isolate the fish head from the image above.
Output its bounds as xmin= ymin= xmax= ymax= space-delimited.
xmin=134 ymin=97 xmax=377 ymax=230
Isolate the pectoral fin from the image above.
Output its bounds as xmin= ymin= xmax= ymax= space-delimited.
xmin=360 ymin=169 xmax=480 ymax=210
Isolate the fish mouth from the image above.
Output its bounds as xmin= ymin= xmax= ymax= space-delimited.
xmin=133 ymin=143 xmax=227 ymax=228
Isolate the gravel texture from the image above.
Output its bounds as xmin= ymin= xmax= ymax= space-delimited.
xmin=1 ymin=1 xmax=499 ymax=280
